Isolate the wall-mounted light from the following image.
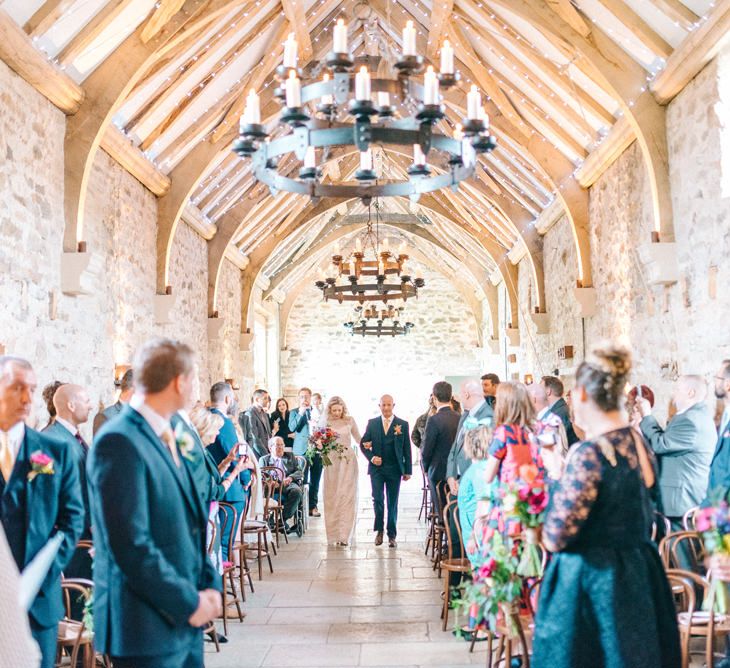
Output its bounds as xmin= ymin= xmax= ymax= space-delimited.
xmin=114 ymin=364 xmax=131 ymax=387
xmin=524 ymin=374 xmax=534 ymax=385
xmin=507 ymin=353 xmax=517 ymax=364
xmin=558 ymin=346 xmax=574 ymax=360
xmin=225 ymin=378 xmax=241 ymax=391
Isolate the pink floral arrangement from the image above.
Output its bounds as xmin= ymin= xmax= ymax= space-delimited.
xmin=28 ymin=451 xmax=55 ymax=481
xmin=696 ymin=500 xmax=730 ymax=613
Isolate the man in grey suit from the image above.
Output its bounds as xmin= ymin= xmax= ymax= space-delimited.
xmin=637 ymin=375 xmax=717 ymax=526
xmin=239 ymin=389 xmax=272 ymax=460
xmin=93 ymin=369 xmax=134 ymax=436
xmin=447 ymin=379 xmax=494 ymax=496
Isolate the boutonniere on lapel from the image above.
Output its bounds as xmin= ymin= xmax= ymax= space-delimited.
xmin=393 ymin=424 xmax=402 ymax=436
xmin=174 ymin=424 xmax=196 ymax=462
xmin=28 ymin=451 xmax=55 ymax=481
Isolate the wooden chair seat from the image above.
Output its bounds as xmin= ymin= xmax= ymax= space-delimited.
xmin=440 ymin=557 xmax=472 ymax=573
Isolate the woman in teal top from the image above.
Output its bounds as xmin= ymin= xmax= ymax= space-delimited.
xmin=457 ymin=425 xmax=494 ymax=568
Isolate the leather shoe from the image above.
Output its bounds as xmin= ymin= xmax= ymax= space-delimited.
xmin=310 ymin=508 xmax=321 ymax=517
xmin=375 ymin=531 xmax=384 ymax=546
xmin=388 ymin=537 xmax=397 ymax=548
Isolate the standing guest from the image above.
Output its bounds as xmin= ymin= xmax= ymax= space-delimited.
xmin=532 ymin=344 xmax=680 ymax=668
xmin=239 ymin=389 xmax=272 ymax=460
xmin=481 ymin=373 xmax=500 ymax=408
xmin=311 ymin=392 xmax=324 ymax=426
xmin=708 ymin=360 xmax=730 ymax=492
xmin=422 ymin=381 xmax=461 ymax=520
xmin=411 ymin=395 xmax=435 ymax=450
xmin=446 ymin=379 xmax=494 ymax=496
xmin=93 ymin=369 xmax=134 ymax=436
xmin=270 ymin=398 xmax=294 ymax=451
xmin=88 ymin=339 xmax=222 ymax=668
xmin=528 ymin=383 xmax=569 ymax=457
xmin=0 ymin=357 xmax=84 ymax=668
xmin=207 ymin=382 xmax=246 ymax=561
xmin=475 ymin=382 xmax=542 ymax=544
xmin=541 ymin=375 xmax=579 ymax=445
xmin=457 ymin=425 xmax=493 ymax=567
xmin=451 ymin=397 xmax=462 ymax=414
xmin=637 ymin=375 xmax=716 ymax=528
xmin=41 ymin=380 xmax=65 ymax=430
xmin=360 ymin=395 xmax=412 ymax=548
xmin=321 ymin=396 xmax=361 ymax=546
xmin=259 ymin=436 xmax=303 ymax=531
xmin=290 ymin=387 xmax=323 ymax=517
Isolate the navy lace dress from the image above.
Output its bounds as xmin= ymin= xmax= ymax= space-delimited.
xmin=532 ymin=428 xmax=680 ymax=668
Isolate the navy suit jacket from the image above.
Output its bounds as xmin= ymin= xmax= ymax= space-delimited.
xmin=421 ymin=407 xmax=461 ymax=482
xmin=206 ymin=408 xmax=245 ymax=504
xmin=42 ymin=421 xmax=90 ymax=537
xmin=87 ymin=406 xmax=220 ymax=657
xmin=708 ymin=421 xmax=730 ymax=495
xmin=360 ymin=416 xmax=412 ymax=477
xmin=0 ymin=426 xmax=84 ymax=628
xmin=546 ymin=398 xmax=579 ymax=445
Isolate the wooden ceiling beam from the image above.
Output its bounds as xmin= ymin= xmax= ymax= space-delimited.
xmin=142 ymin=0 xmax=188 ymax=43
xmin=650 ymin=0 xmax=700 ymax=31
xmin=597 ymin=0 xmax=672 ymax=58
xmin=281 ymin=0 xmax=313 ymax=61
xmin=426 ymin=0 xmax=454 ymax=61
xmin=545 ymin=0 xmax=591 ymax=37
xmin=24 ymin=0 xmax=75 ymax=37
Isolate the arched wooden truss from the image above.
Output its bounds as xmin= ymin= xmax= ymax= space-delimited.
xmin=1 ymin=0 xmax=728 ymax=339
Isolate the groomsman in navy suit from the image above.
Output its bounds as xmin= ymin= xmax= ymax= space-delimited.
xmin=0 ymin=356 xmax=84 ymax=668
xmin=360 ymin=395 xmax=412 ymax=547
xmin=88 ymin=339 xmax=221 ymax=668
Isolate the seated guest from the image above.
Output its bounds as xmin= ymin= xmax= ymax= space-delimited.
xmin=457 ymin=425 xmax=493 ymax=567
xmin=0 ymin=357 xmax=84 ymax=668
xmin=41 ymin=380 xmax=65 ymax=430
xmin=540 ymin=375 xmax=579 ymax=445
xmin=532 ymin=344 xmax=680 ymax=668
xmin=93 ymin=369 xmax=134 ymax=436
xmin=239 ymin=389 xmax=272 ymax=460
xmin=637 ymin=375 xmax=716 ymax=529
xmin=260 ymin=436 xmax=303 ymax=530
xmin=270 ymin=397 xmax=294 ymax=450
xmin=481 ymin=373 xmax=500 ymax=408
xmin=88 ymin=339 xmax=221 ymax=668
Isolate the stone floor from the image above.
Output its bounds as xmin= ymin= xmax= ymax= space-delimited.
xmin=206 ymin=470 xmax=487 ymax=668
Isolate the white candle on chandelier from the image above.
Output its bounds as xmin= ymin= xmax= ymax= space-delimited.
xmin=467 ymin=84 xmax=481 ymax=120
xmin=283 ymin=32 xmax=298 ymax=68
xmin=378 ymin=259 xmax=385 ymax=275
xmin=304 ymin=146 xmax=316 ymax=169
xmin=349 ymin=258 xmax=357 ymax=276
xmin=333 ymin=241 xmax=341 ymax=257
xmin=402 ymin=20 xmax=417 ymax=56
xmin=423 ymin=66 xmax=439 ymax=105
xmin=359 ymin=149 xmax=373 ymax=172
xmin=333 ymin=18 xmax=348 ymax=53
xmin=242 ymin=88 xmax=260 ymax=125
xmin=479 ymin=107 xmax=490 ymax=128
xmin=453 ymin=123 xmax=463 ymax=141
xmin=413 ymin=143 xmax=426 ymax=166
xmin=355 ymin=237 xmax=363 ymax=252
xmin=382 ymin=237 xmax=390 ymax=254
xmin=462 ymin=137 xmax=476 ymax=167
xmin=398 ymin=240 xmax=407 ymax=256
xmin=440 ymin=40 xmax=454 ymax=74
xmin=355 ymin=66 xmax=371 ymax=101
xmin=377 ymin=91 xmax=390 ymax=107
xmin=285 ymin=70 xmax=301 ymax=107
xmin=321 ymin=73 xmax=333 ymax=105
xmin=317 ymin=266 xmax=326 ymax=281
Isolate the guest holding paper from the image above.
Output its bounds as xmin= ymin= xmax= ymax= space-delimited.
xmin=0 ymin=356 xmax=84 ymax=668
xmin=88 ymin=339 xmax=221 ymax=668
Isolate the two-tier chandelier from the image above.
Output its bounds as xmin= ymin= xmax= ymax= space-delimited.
xmin=231 ymin=15 xmax=497 ymax=202
xmin=344 ymin=305 xmax=414 ymax=338
xmin=315 ymin=202 xmax=424 ymax=304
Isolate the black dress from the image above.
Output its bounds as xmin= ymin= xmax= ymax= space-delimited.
xmin=270 ymin=409 xmax=294 ymax=450
xmin=532 ymin=427 xmax=680 ymax=668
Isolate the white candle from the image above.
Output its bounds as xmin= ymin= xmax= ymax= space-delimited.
xmin=283 ymin=32 xmax=298 ymax=69
xmin=349 ymin=258 xmax=356 ymax=275
xmin=321 ymin=72 xmax=333 ymax=105
xmin=333 ymin=18 xmax=348 ymax=53
xmin=360 ymin=149 xmax=373 ymax=171
xmin=462 ymin=137 xmax=476 ymax=167
xmin=242 ymin=88 xmax=260 ymax=125
xmin=355 ymin=237 xmax=363 ymax=252
xmin=304 ymin=146 xmax=316 ymax=169
xmin=285 ymin=70 xmax=301 ymax=107
xmin=333 ymin=241 xmax=340 ymax=256
xmin=467 ymin=84 xmax=481 ymax=120
xmin=413 ymin=144 xmax=426 ymax=166
xmin=383 ymin=237 xmax=390 ymax=254
xmin=440 ymin=40 xmax=454 ymax=74
xmin=377 ymin=91 xmax=390 ymax=107
xmin=480 ymin=108 xmax=490 ymax=127
xmin=378 ymin=259 xmax=385 ymax=275
xmin=398 ymin=240 xmax=407 ymax=256
xmin=402 ymin=20 xmax=417 ymax=56
xmin=355 ymin=66 xmax=371 ymax=101
xmin=454 ymin=123 xmax=463 ymax=141
xmin=423 ymin=66 xmax=439 ymax=105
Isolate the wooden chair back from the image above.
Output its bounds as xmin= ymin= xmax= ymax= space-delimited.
xmin=658 ymin=531 xmax=705 ymax=571
xmin=218 ymin=501 xmax=239 ymax=557
xmin=442 ymin=497 xmax=465 ymax=560
xmin=207 ymin=519 xmax=216 ymax=554
xmin=683 ymin=506 xmax=700 ymax=531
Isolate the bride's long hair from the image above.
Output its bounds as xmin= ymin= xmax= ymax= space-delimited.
xmin=324 ymin=395 xmax=349 ymax=423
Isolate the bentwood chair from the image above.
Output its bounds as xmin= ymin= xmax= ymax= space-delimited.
xmin=440 ymin=498 xmax=472 ymax=631
xmin=218 ymin=502 xmax=245 ymax=634
xmin=294 ymin=455 xmax=309 ymax=533
xmin=418 ymin=461 xmax=431 ymax=522
xmin=261 ymin=466 xmax=288 ymax=548
xmin=56 ymin=578 xmax=94 ymax=668
xmin=683 ymin=506 xmax=700 ymax=531
xmin=658 ymin=530 xmax=706 ymax=571
xmin=204 ymin=519 xmax=220 ymax=652
xmin=240 ymin=479 xmax=275 ymax=581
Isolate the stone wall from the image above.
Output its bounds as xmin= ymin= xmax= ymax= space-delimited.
xmin=280 ymin=262 xmax=482 ymax=427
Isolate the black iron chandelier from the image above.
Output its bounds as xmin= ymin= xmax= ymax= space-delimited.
xmin=344 ymin=304 xmax=414 ymax=338
xmin=231 ymin=17 xmax=497 ymax=202
xmin=315 ymin=201 xmax=424 ymax=304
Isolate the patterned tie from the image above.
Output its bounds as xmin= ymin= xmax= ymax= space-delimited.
xmin=74 ymin=431 xmax=88 ymax=452
xmin=160 ymin=429 xmax=181 ymax=468
xmin=0 ymin=432 xmax=14 ymax=482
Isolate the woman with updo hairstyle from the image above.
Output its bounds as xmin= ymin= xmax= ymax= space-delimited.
xmin=532 ymin=344 xmax=680 ymax=668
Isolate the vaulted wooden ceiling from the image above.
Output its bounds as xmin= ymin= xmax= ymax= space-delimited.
xmin=2 ymin=0 xmax=727 ymax=333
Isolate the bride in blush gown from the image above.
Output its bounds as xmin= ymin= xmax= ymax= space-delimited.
xmin=321 ymin=396 xmax=361 ymax=546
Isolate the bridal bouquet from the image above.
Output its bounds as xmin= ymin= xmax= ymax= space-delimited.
xmin=306 ymin=427 xmax=346 ymax=467
xmin=696 ymin=497 xmax=730 ymax=613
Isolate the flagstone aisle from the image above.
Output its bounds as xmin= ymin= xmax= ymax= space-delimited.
xmin=206 ymin=468 xmax=487 ymax=668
